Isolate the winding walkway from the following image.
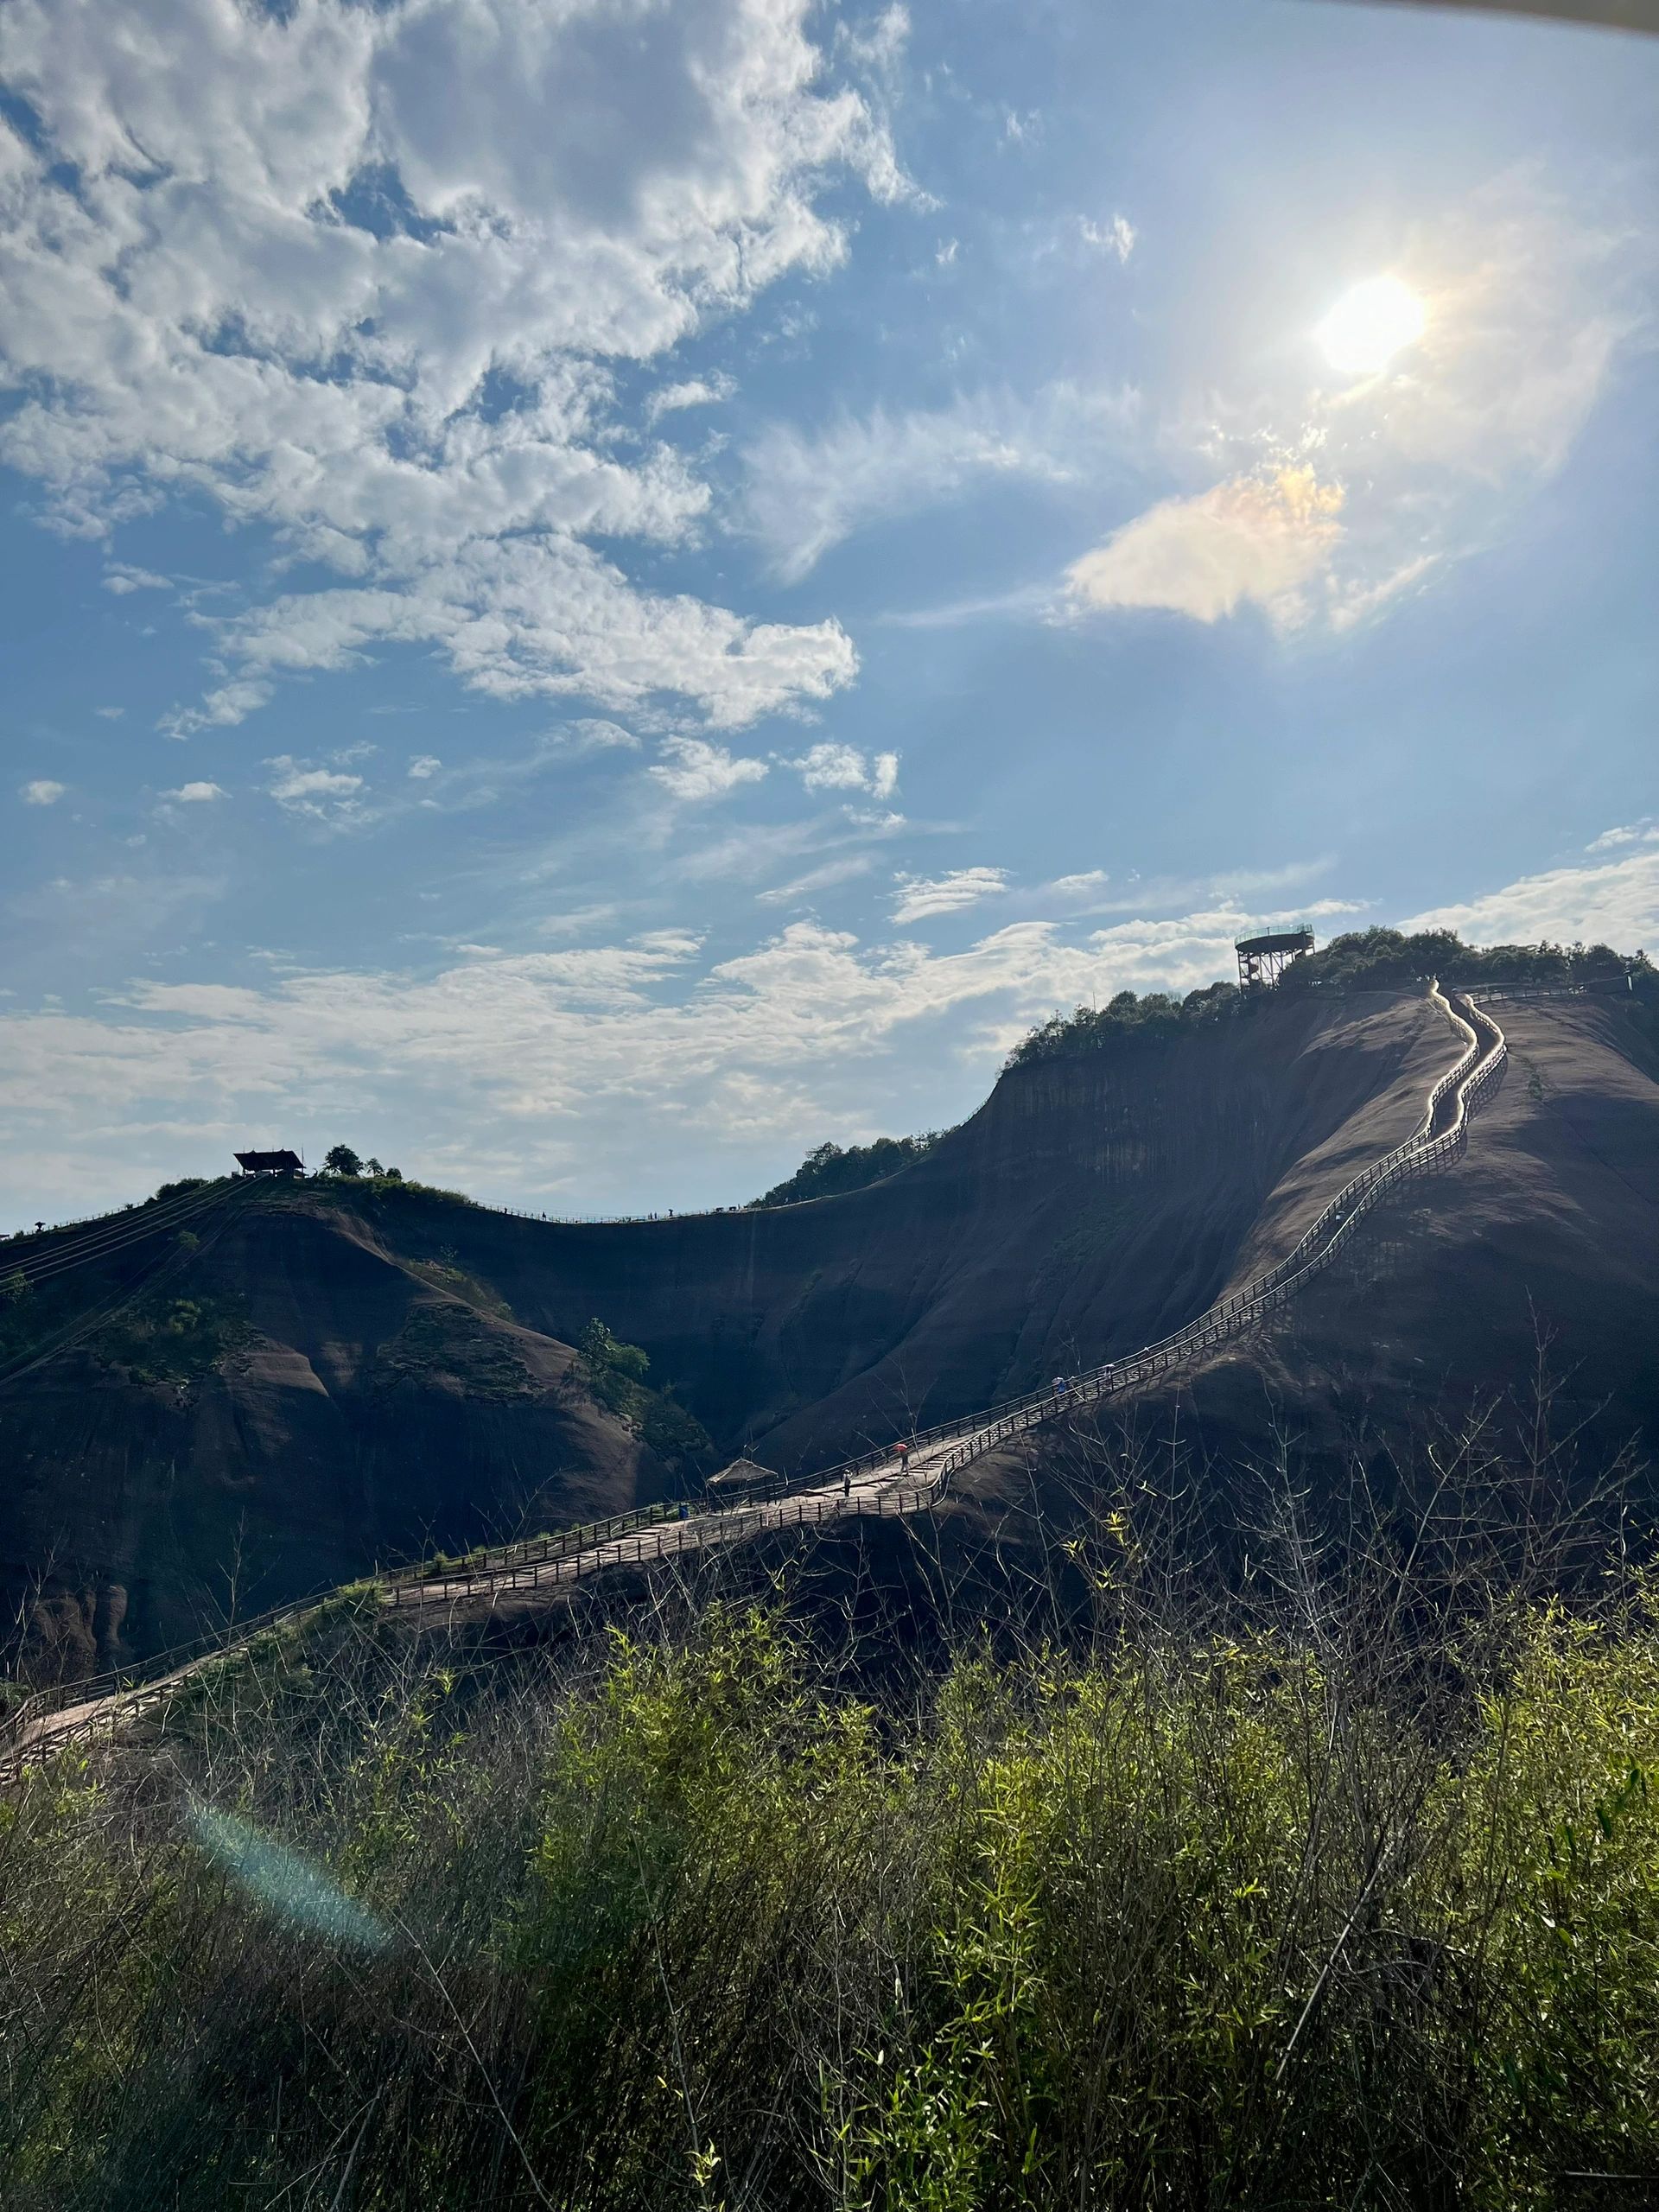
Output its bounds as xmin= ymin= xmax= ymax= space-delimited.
xmin=2 ymin=985 xmax=1510 ymax=1777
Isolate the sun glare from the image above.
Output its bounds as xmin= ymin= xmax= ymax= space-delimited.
xmin=1316 ymin=276 xmax=1426 ymax=377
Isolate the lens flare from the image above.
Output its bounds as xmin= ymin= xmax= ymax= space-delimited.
xmin=187 ymin=1798 xmax=391 ymax=1953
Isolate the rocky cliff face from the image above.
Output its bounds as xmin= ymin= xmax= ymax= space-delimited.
xmin=398 ymin=988 xmax=1448 ymax=1467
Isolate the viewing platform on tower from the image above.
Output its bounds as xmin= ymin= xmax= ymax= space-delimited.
xmin=1236 ymin=926 xmax=1315 ymax=990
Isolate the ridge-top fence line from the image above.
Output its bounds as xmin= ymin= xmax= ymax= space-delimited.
xmin=1 ymin=987 xmax=1508 ymax=1777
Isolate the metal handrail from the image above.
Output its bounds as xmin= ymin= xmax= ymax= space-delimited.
xmin=1 ymin=988 xmax=1510 ymax=1775
xmin=287 ymin=991 xmax=1506 ymax=1601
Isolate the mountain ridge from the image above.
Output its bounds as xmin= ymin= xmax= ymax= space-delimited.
xmin=4 ymin=977 xmax=1656 ymax=1678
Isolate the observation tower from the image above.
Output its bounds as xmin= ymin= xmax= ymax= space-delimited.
xmin=1235 ymin=926 xmax=1315 ymax=990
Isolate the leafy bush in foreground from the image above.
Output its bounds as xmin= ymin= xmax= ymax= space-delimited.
xmin=6 ymin=1548 xmax=1659 ymax=2209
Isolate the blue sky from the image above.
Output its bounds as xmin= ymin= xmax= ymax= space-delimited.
xmin=3 ymin=0 xmax=1656 ymax=1227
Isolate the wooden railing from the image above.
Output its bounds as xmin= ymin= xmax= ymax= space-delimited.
xmin=1 ymin=986 xmax=1509 ymax=1776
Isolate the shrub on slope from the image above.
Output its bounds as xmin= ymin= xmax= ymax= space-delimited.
xmin=747 ymin=1132 xmax=948 ymax=1210
xmin=8 ymin=1544 xmax=1659 ymax=2207
xmin=1009 ymin=931 xmax=1656 ymax=1071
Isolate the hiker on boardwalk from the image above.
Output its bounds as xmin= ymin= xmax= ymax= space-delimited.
xmin=895 ymin=1439 xmax=911 ymax=1471
xmin=842 ymin=1470 xmax=851 ymax=1498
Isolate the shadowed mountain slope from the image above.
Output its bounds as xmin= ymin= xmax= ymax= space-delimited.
xmin=920 ymin=994 xmax=1659 ymax=1581
xmin=0 ymin=1207 xmax=669 ymax=1677
xmin=4 ymin=986 xmax=1655 ymax=1674
xmin=375 ymin=988 xmax=1452 ymax=1471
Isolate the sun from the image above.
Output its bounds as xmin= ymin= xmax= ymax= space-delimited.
xmin=1316 ymin=276 xmax=1426 ymax=377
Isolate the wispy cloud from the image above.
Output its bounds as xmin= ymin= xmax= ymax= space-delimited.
xmin=1044 ymin=856 xmax=1343 ymax=918
xmin=1078 ymin=213 xmax=1135 ymax=263
xmin=159 ymin=682 xmax=272 ymax=741
xmin=20 ymin=779 xmax=66 ymax=806
xmin=743 ymin=382 xmax=1138 ymax=582
xmin=1586 ymin=819 xmax=1659 ymax=854
xmin=266 ymin=757 xmax=367 ymax=824
xmin=756 ymin=856 xmax=875 ymax=906
xmin=892 ymin=867 xmax=1009 ymax=923
xmin=164 ymin=781 xmax=226 ymax=804
xmin=103 ymin=563 xmax=171 ymax=595
xmin=554 ymin=720 xmax=643 ymax=755
xmin=1403 ymin=837 xmax=1659 ymax=950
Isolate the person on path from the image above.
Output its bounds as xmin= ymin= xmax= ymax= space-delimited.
xmin=896 ymin=1439 xmax=910 ymax=1471
xmin=842 ymin=1470 xmax=851 ymax=1498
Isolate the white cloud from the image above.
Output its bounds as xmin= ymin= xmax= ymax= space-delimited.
xmin=537 ymin=903 xmax=622 ymax=938
xmin=103 ymin=563 xmax=171 ymax=594
xmin=21 ymin=779 xmax=66 ymax=805
xmin=194 ymin=552 xmax=856 ymax=730
xmin=0 ymin=897 xmax=1305 ymax=1217
xmin=1079 ymin=213 xmax=1135 ymax=263
xmin=1052 ymin=869 xmax=1109 ymax=898
xmin=165 ymin=781 xmax=226 ymax=804
xmin=270 ymin=766 xmax=363 ymax=804
xmin=407 ymin=756 xmax=442 ymax=780
xmin=645 ymin=374 xmax=736 ymax=423
xmin=892 ymin=867 xmax=1009 ymax=923
xmin=788 ymin=742 xmax=900 ymax=799
xmin=0 ymin=0 xmax=899 ymax=730
xmin=1068 ymin=467 xmax=1345 ymax=630
xmin=1403 ymin=842 xmax=1659 ymax=950
xmin=93 ymin=705 xmax=124 ymax=720
xmin=744 ymin=381 xmax=1138 ymax=581
xmin=159 ymin=681 xmax=273 ymax=740
xmin=647 ymin=737 xmax=770 ymax=803
xmin=1586 ymin=819 xmax=1658 ymax=854
xmin=1045 ymin=857 xmax=1343 ymax=918
xmin=265 ymin=756 xmax=366 ymax=823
